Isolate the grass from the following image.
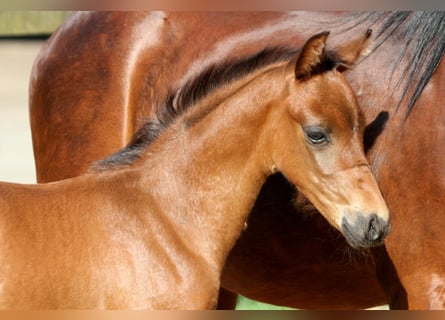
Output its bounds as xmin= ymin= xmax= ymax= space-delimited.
xmin=235 ymin=295 xmax=389 ymax=310
xmin=236 ymin=295 xmax=295 ymax=310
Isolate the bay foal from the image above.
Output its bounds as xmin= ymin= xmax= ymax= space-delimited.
xmin=0 ymin=31 xmax=389 ymax=309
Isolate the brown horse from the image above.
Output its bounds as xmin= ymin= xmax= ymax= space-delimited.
xmin=29 ymin=12 xmax=445 ymax=309
xmin=1 ymin=31 xmax=388 ymax=309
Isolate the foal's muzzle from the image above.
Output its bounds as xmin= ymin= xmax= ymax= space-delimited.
xmin=341 ymin=213 xmax=390 ymax=248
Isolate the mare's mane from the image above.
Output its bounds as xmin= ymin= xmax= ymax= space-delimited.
xmin=333 ymin=12 xmax=444 ymax=115
xmin=93 ymin=46 xmax=342 ymax=171
xmin=371 ymin=12 xmax=444 ymax=115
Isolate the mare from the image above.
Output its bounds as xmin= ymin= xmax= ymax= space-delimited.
xmin=0 ymin=31 xmax=389 ymax=309
xmin=29 ymin=12 xmax=445 ymax=309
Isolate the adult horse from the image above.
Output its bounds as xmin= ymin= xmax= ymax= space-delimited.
xmin=29 ymin=12 xmax=445 ymax=309
xmin=0 ymin=31 xmax=387 ymax=309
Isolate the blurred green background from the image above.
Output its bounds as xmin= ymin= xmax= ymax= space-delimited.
xmin=0 ymin=11 xmax=71 ymax=36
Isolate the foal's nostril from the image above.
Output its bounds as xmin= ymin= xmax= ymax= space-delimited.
xmin=367 ymin=217 xmax=380 ymax=241
xmin=366 ymin=215 xmax=390 ymax=243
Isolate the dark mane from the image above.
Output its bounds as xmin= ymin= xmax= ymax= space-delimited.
xmin=93 ymin=46 xmax=299 ymax=171
xmin=339 ymin=12 xmax=444 ymax=116
xmin=372 ymin=12 xmax=444 ymax=116
xmin=302 ymin=12 xmax=443 ymax=117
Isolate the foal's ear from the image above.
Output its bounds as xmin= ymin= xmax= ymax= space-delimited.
xmin=294 ymin=31 xmax=330 ymax=80
xmin=335 ymin=29 xmax=373 ymax=67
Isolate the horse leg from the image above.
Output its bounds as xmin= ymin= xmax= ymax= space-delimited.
xmin=383 ymin=231 xmax=445 ymax=309
xmin=374 ymin=246 xmax=408 ymax=309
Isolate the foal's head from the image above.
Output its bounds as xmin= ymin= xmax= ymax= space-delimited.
xmin=270 ymin=30 xmax=390 ymax=248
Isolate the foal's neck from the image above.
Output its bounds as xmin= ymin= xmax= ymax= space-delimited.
xmin=137 ymin=64 xmax=286 ymax=268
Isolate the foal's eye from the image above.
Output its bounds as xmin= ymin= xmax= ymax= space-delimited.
xmin=304 ymin=126 xmax=329 ymax=146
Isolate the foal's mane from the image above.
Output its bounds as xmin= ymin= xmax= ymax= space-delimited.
xmin=94 ymin=45 xmax=342 ymax=171
xmin=93 ymin=47 xmax=297 ymax=171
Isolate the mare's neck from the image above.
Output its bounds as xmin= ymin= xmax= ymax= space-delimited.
xmin=138 ymin=65 xmax=285 ymax=268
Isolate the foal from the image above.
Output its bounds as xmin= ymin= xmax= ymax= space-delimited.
xmin=0 ymin=31 xmax=389 ymax=309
